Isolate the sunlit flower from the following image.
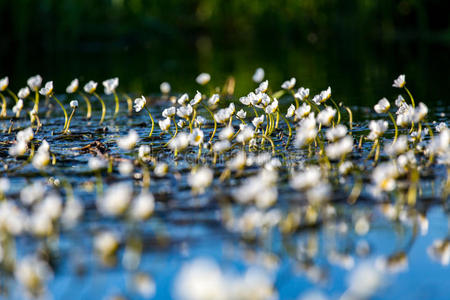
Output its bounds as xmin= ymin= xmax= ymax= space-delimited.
xmin=94 ymin=231 xmax=119 ymax=257
xmin=367 ymin=120 xmax=388 ymax=140
xmin=162 ymin=106 xmax=176 ymax=118
xmin=138 ymin=145 xmax=151 ymax=161
xmin=159 ymin=117 xmax=171 ymax=131
xmin=160 ymin=82 xmax=171 ymax=94
xmin=213 ymin=140 xmax=231 ymax=153
xmin=219 ymin=126 xmax=234 ymax=140
xmin=252 ymin=115 xmax=264 ymax=128
xmin=32 ymin=140 xmax=50 ymax=170
xmin=372 ymin=162 xmax=398 ymax=192
xmin=15 ymin=255 xmax=52 ymax=295
xmin=291 ymin=166 xmax=322 ymax=190
xmin=343 ymin=263 xmax=382 ymax=300
xmin=236 ymin=125 xmax=254 ymax=144
xmin=294 ymin=113 xmax=317 ymax=147
xmin=255 ymin=80 xmax=268 ymax=93
xmin=188 ymin=167 xmax=213 ymax=194
xmin=154 ymin=162 xmax=169 ymax=177
xmin=134 ymin=95 xmax=146 ymax=112
xmin=190 ymin=128 xmax=204 ymax=146
xmin=208 ymin=94 xmax=220 ymax=107
xmin=385 ymin=135 xmax=408 ymax=156
xmin=295 ymin=102 xmax=311 ymax=119
xmin=39 ymin=81 xmax=53 ymax=96
xmin=190 ymin=91 xmax=202 ymax=106
xmin=286 ymin=104 xmax=295 ymax=118
xmin=326 ymin=124 xmax=347 ymax=142
xmin=70 ymin=100 xmax=78 ymax=108
xmin=427 ymin=239 xmax=450 ymax=265
xmin=83 ymin=80 xmax=97 ymax=94
xmin=252 ymin=67 xmax=265 ymax=83
xmin=27 ymin=74 xmax=43 ymax=91
xmin=374 ymin=97 xmax=390 ymax=114
xmin=168 ymin=132 xmax=189 ymax=152
xmin=317 ymin=107 xmax=336 ymax=127
xmin=413 ymin=102 xmax=428 ymax=123
xmin=195 ymin=116 xmax=206 ymax=127
xmin=130 ymin=191 xmax=155 ymax=221
xmin=88 ymin=157 xmax=107 ymax=171
xmin=103 ymin=77 xmax=119 ymax=95
xmin=0 ymin=201 xmax=26 ymax=235
xmin=326 ymin=136 xmax=353 ymax=160
xmin=18 ymin=86 xmax=30 ymax=98
xmin=61 ymin=198 xmax=84 ymax=229
xmin=117 ymin=129 xmax=139 ymax=150
xmin=118 ymin=160 xmax=134 ymax=176
xmin=295 ymin=87 xmax=310 ymax=101
xmin=66 ymin=78 xmax=79 ymax=93
xmin=177 ymin=104 xmax=193 ymax=119
xmin=281 ymin=77 xmax=296 ymax=90
xmin=177 ymin=93 xmax=189 ymax=105
xmin=98 ymin=182 xmax=132 ymax=216
xmin=196 ymin=73 xmax=211 ymax=85
xmin=265 ymin=98 xmax=278 ymax=114
xmin=392 ymin=74 xmax=406 ymax=88
xmin=0 ymin=76 xmax=9 ymax=91
xmin=12 ymin=99 xmax=24 ymax=115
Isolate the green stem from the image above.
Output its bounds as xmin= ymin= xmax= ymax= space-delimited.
xmin=52 ymin=95 xmax=68 ymax=131
xmin=113 ymin=91 xmax=120 ymax=119
xmin=63 ymin=108 xmax=76 ymax=134
xmin=0 ymin=93 xmax=6 ymax=117
xmin=280 ymin=114 xmax=292 ymax=149
xmin=344 ymin=106 xmax=353 ymax=132
xmin=404 ymin=86 xmax=416 ymax=108
xmin=6 ymin=89 xmax=18 ymax=103
xmin=388 ymin=111 xmax=398 ymax=144
xmin=93 ymin=92 xmax=106 ymax=125
xmin=330 ymin=98 xmax=341 ymax=124
xmin=165 ymin=116 xmax=178 ymax=146
xmin=78 ymin=92 xmax=92 ymax=119
xmin=144 ymin=106 xmax=155 ymax=137
xmin=202 ymin=103 xmax=217 ymax=143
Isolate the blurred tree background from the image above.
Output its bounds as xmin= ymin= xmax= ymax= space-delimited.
xmin=0 ymin=0 xmax=449 ymax=104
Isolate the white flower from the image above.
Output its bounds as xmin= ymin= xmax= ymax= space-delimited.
xmin=130 ymin=191 xmax=155 ymax=221
xmin=237 ymin=109 xmax=247 ymax=119
xmin=344 ymin=263 xmax=382 ymax=299
xmin=39 ymin=81 xmax=53 ymax=96
xmin=15 ymin=255 xmax=52 ymax=293
xmin=18 ymin=87 xmax=30 ymax=98
xmin=294 ymin=113 xmax=317 ymax=147
xmin=219 ymin=126 xmax=234 ymax=140
xmin=213 ymin=140 xmax=231 ymax=153
xmin=117 ymin=129 xmax=139 ymax=150
xmin=255 ymin=80 xmax=268 ymax=93
xmin=195 ymin=116 xmax=206 ymax=127
xmin=427 ymin=239 xmax=450 ymax=265
xmin=236 ymin=125 xmax=254 ymax=144
xmin=168 ymin=132 xmax=189 ymax=152
xmin=326 ymin=136 xmax=353 ymax=160
xmin=61 ymin=198 xmax=84 ymax=228
xmin=265 ymin=98 xmax=278 ymax=114
xmin=27 ymin=74 xmax=43 ymax=91
xmin=134 ymin=95 xmax=146 ymax=112
xmin=98 ymin=182 xmax=132 ymax=216
xmin=339 ymin=161 xmax=353 ymax=175
xmin=196 ymin=73 xmax=211 ymax=85
xmin=294 ymin=87 xmax=310 ymax=101
xmin=154 ymin=162 xmax=168 ymax=177
xmin=138 ymin=145 xmax=151 ymax=160
xmin=413 ymin=102 xmax=428 ymax=123
xmin=374 ymin=97 xmax=390 ymax=114
xmin=17 ymin=127 xmax=34 ymax=143
xmin=94 ymin=231 xmax=119 ymax=257
xmin=208 ymin=94 xmax=220 ymax=107
xmin=190 ymin=91 xmax=202 ymax=106
xmin=32 ymin=140 xmax=50 ymax=170
xmin=162 ymin=106 xmax=176 ymax=118
xmin=372 ymin=162 xmax=398 ymax=192
xmin=160 ymin=82 xmax=171 ymax=94
xmin=239 ymin=95 xmax=251 ymax=106
xmin=252 ymin=115 xmax=265 ymax=128
xmin=88 ymin=157 xmax=107 ymax=171
xmin=317 ymin=106 xmax=336 ymax=127
xmin=252 ymin=68 xmax=265 ymax=83
xmin=70 ymin=100 xmax=78 ymax=108
xmin=66 ymin=78 xmax=79 ymax=93
xmin=83 ymin=80 xmax=97 ymax=94
xmin=175 ymin=259 xmax=226 ymax=300
xmin=177 ymin=93 xmax=189 ymax=105
xmin=9 ymin=140 xmax=27 ymax=156
xmin=190 ymin=128 xmax=204 ymax=146
xmin=367 ymin=120 xmax=388 ymax=140
xmin=0 ymin=201 xmax=26 ymax=235
xmin=12 ymin=99 xmax=24 ymax=114
xmin=103 ymin=77 xmax=119 ymax=95
xmin=281 ymin=77 xmax=296 ymax=90
xmin=20 ymin=181 xmax=45 ymax=206
xmin=319 ymin=87 xmax=331 ymax=102
xmin=326 ymin=124 xmax=348 ymax=142
xmin=159 ymin=117 xmax=171 ymax=131
xmin=188 ymin=167 xmax=213 ymax=193
xmin=385 ymin=135 xmax=408 ymax=156
xmin=396 ymin=110 xmax=413 ymax=127
xmin=0 ymin=76 xmax=9 ymax=91
xmin=290 ymin=166 xmax=322 ymax=190
xmin=286 ymin=104 xmax=295 ymax=118
xmin=393 ymin=74 xmax=406 ymax=88
xmin=436 ymin=122 xmax=448 ymax=133
xmin=177 ymin=104 xmax=193 ymax=119
xmin=295 ymin=102 xmax=311 ymax=119
xmin=118 ymin=160 xmax=134 ymax=176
